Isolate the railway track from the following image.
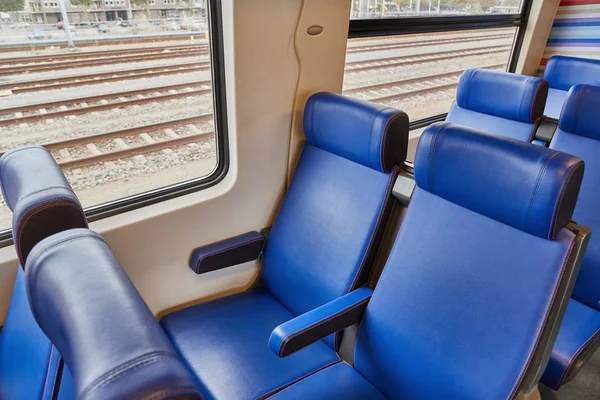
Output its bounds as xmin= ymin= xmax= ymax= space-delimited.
xmin=0 ymin=80 xmax=211 ymax=126
xmin=346 ymin=32 xmax=514 ymax=53
xmin=39 ymin=114 xmax=215 ymax=169
xmin=0 ymin=61 xmax=209 ymax=94
xmin=0 ymin=46 xmax=207 ymax=76
xmin=0 ymin=43 xmax=208 ymax=66
xmin=345 ymin=45 xmax=511 ymax=73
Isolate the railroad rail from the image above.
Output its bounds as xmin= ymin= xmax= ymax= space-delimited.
xmin=40 ymin=114 xmax=215 ymax=169
xmin=0 ymin=46 xmax=207 ymax=76
xmin=0 ymin=61 xmax=209 ymax=94
xmin=0 ymin=80 xmax=211 ymax=126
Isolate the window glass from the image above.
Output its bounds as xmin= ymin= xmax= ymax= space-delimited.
xmin=0 ymin=3 xmax=218 ymax=230
xmin=350 ymin=0 xmax=523 ymax=18
xmin=343 ymin=27 xmax=517 ymax=159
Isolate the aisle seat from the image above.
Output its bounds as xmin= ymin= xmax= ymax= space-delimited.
xmin=543 ymin=56 xmax=600 ymax=119
xmin=0 ymin=146 xmax=88 ymax=400
xmin=160 ymin=92 xmax=409 ymax=400
xmin=446 ymin=68 xmax=548 ymax=142
xmin=267 ymin=123 xmax=587 ymax=399
xmin=541 ymin=84 xmax=600 ymax=390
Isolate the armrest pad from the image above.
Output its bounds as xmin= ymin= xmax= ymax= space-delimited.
xmin=26 ymin=229 xmax=202 ymax=400
xmin=189 ymin=231 xmax=265 ymax=274
xmin=269 ymin=287 xmax=372 ymax=357
xmin=0 ymin=145 xmax=87 ymax=265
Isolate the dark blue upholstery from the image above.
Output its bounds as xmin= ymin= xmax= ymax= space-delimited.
xmin=269 ymin=362 xmax=387 ymax=400
xmin=273 ymin=123 xmax=583 ymax=400
xmin=0 ymin=145 xmax=87 ymax=265
xmin=0 ymin=268 xmax=62 ymax=400
xmin=26 ymin=229 xmax=202 ymax=400
xmin=446 ymin=69 xmax=548 ymax=142
xmin=542 ymin=84 xmax=600 ymax=389
xmin=543 ymin=56 xmax=600 ymax=119
xmin=161 ymin=92 xmax=408 ymax=400
xmin=0 ymin=146 xmax=88 ymax=399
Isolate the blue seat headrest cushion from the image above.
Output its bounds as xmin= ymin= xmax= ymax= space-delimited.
xmin=303 ymin=92 xmax=408 ymax=173
xmin=0 ymin=145 xmax=87 ymax=265
xmin=559 ymin=84 xmax=600 ymax=141
xmin=456 ymin=69 xmax=548 ymax=123
xmin=415 ymin=122 xmax=584 ymax=240
xmin=544 ymin=55 xmax=600 ymax=91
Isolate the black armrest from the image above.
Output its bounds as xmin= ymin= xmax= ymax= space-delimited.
xmin=189 ymin=231 xmax=265 ymax=274
xmin=269 ymin=288 xmax=372 ymax=357
xmin=0 ymin=145 xmax=87 ymax=265
xmin=26 ymin=229 xmax=202 ymax=400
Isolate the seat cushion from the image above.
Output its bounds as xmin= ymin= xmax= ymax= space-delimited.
xmin=0 ymin=267 xmax=62 ymax=400
xmin=268 ymin=362 xmax=387 ymax=400
xmin=541 ymin=299 xmax=600 ymax=390
xmin=160 ymin=290 xmax=340 ymax=400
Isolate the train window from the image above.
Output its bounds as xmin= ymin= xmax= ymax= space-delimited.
xmin=350 ymin=0 xmax=524 ymax=18
xmin=0 ymin=0 xmax=228 ymax=235
xmin=346 ymin=0 xmax=531 ymax=160
xmin=344 ymin=27 xmax=516 ymax=121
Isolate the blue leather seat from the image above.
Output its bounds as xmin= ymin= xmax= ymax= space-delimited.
xmin=543 ymin=56 xmax=600 ymax=119
xmin=268 ymin=122 xmax=585 ymax=400
xmin=160 ymin=93 xmax=409 ymax=400
xmin=541 ymin=84 xmax=600 ymax=390
xmin=0 ymin=146 xmax=88 ymax=400
xmin=446 ymin=68 xmax=548 ymax=142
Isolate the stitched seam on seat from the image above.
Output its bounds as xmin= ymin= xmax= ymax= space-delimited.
xmin=426 ymin=122 xmax=444 ymax=193
xmin=193 ymin=237 xmax=264 ymax=273
xmin=256 ymin=359 xmax=341 ymax=400
xmin=506 ymin=234 xmax=576 ymax=400
xmin=17 ymin=186 xmax=76 ymax=204
xmin=16 ymin=199 xmax=87 ymax=264
xmin=376 ymin=107 xmax=396 ymax=172
xmin=277 ymin=297 xmax=371 ymax=357
xmin=524 ymin=152 xmax=557 ymax=236
xmin=517 ymin=78 xmax=529 ymax=122
xmin=81 ymin=351 xmax=176 ymax=399
xmin=548 ymin=161 xmax=583 ymax=239
xmin=348 ymin=166 xmax=399 ymax=293
xmin=40 ymin=345 xmax=54 ymax=400
xmin=556 ymin=325 xmax=600 ymax=387
xmin=50 ymin=356 xmax=62 ymax=400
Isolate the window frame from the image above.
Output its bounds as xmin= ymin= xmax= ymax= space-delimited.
xmin=0 ymin=0 xmax=229 ymax=246
xmin=347 ymin=0 xmax=533 ymax=130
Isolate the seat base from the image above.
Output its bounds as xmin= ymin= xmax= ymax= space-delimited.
xmin=160 ymin=290 xmax=339 ymax=400
xmin=268 ymin=362 xmax=387 ymax=400
xmin=542 ymin=299 xmax=600 ymax=390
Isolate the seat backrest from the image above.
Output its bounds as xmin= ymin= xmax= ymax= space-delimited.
xmin=354 ymin=123 xmax=584 ymax=400
xmin=550 ymin=84 xmax=600 ymax=311
xmin=543 ymin=56 xmax=600 ymax=119
xmin=261 ymin=93 xmax=408 ymax=332
xmin=446 ymin=69 xmax=548 ymax=142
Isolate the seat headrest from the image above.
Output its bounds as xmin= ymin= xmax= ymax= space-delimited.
xmin=559 ymin=84 xmax=600 ymax=141
xmin=544 ymin=55 xmax=600 ymax=91
xmin=26 ymin=229 xmax=202 ymax=400
xmin=415 ymin=122 xmax=584 ymax=240
xmin=303 ymin=92 xmax=409 ymax=173
xmin=456 ymin=69 xmax=548 ymax=123
xmin=0 ymin=146 xmax=87 ymax=265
